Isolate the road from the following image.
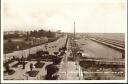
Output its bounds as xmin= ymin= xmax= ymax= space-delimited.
xmin=77 ymin=38 xmax=123 ymax=59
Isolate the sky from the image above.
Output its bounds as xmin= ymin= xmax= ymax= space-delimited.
xmin=2 ymin=0 xmax=127 ymax=33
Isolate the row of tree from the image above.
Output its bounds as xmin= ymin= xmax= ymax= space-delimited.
xmin=28 ymin=29 xmax=55 ymax=38
xmin=4 ymin=29 xmax=56 ymax=40
xmin=4 ymin=33 xmax=25 ymax=40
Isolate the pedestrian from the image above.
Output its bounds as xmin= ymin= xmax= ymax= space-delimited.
xmin=22 ymin=61 xmax=25 ymax=69
xmin=12 ymin=56 xmax=15 ymax=60
xmin=5 ymin=63 xmax=10 ymax=72
xmin=18 ymin=58 xmax=20 ymax=63
xmin=21 ymin=56 xmax=24 ymax=63
xmin=30 ymin=63 xmax=33 ymax=71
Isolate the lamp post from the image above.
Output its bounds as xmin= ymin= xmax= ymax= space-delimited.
xmin=29 ymin=42 xmax=31 ymax=57
xmin=5 ymin=50 xmax=8 ymax=62
xmin=74 ymin=21 xmax=75 ymax=40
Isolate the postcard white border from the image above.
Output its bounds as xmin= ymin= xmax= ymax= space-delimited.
xmin=1 ymin=0 xmax=127 ymax=83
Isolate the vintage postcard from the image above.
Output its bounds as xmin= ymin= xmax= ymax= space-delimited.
xmin=1 ymin=0 xmax=127 ymax=83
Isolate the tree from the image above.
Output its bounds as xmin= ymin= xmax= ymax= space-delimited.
xmin=46 ymin=30 xmax=55 ymax=38
xmin=45 ymin=64 xmax=59 ymax=80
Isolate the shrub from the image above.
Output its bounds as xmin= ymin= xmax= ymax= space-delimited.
xmin=26 ymin=70 xmax=39 ymax=77
xmin=34 ymin=62 xmax=45 ymax=68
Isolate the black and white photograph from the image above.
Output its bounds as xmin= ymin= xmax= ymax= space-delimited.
xmin=1 ymin=0 xmax=127 ymax=83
